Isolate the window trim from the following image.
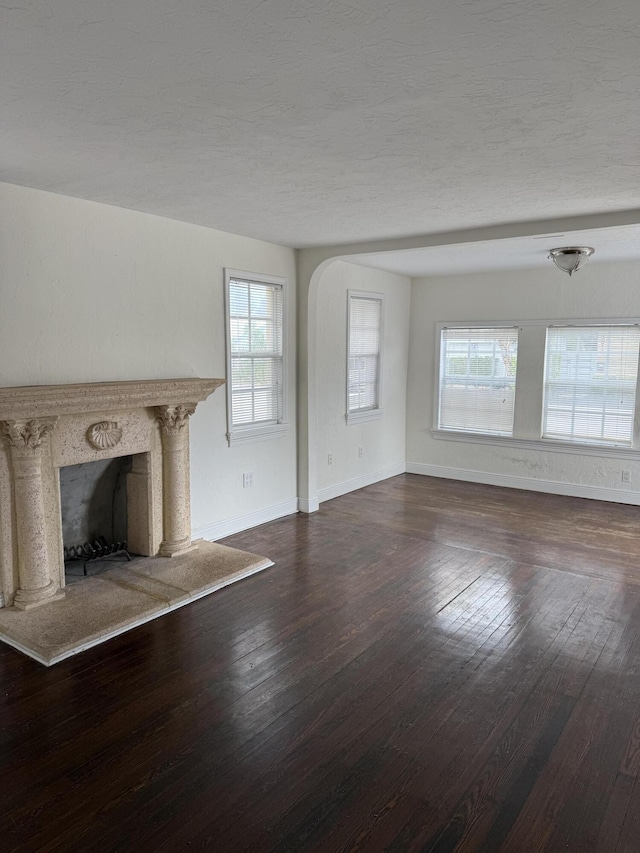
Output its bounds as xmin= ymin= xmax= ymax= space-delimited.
xmin=224 ymin=268 xmax=288 ymax=446
xmin=431 ymin=428 xmax=640 ymax=460
xmin=433 ymin=318 xmax=640 ymax=452
xmin=541 ymin=323 xmax=640 ymax=448
xmin=346 ymin=290 xmax=385 ymax=426
xmin=434 ymin=322 xmax=519 ymax=438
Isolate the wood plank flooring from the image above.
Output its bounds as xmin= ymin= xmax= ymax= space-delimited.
xmin=2 ymin=474 xmax=640 ymax=851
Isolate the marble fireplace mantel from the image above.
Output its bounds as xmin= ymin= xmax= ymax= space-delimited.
xmin=0 ymin=378 xmax=224 ymax=611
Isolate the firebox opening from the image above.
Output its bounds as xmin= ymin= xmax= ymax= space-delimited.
xmin=60 ymin=455 xmax=138 ymax=580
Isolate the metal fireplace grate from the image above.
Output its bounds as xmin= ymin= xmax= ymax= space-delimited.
xmin=64 ymin=536 xmax=131 ymax=576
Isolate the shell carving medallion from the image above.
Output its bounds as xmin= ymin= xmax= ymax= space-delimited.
xmin=87 ymin=421 xmax=123 ymax=450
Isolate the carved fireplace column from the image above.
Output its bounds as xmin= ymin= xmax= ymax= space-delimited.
xmin=156 ymin=404 xmax=196 ymax=556
xmin=2 ymin=418 xmax=63 ymax=610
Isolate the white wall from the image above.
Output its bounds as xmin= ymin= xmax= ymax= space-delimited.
xmin=316 ymin=261 xmax=410 ymax=501
xmin=0 ymin=182 xmax=297 ymax=536
xmin=406 ymin=260 xmax=640 ymax=504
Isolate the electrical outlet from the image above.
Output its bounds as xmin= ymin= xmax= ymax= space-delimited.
xmin=622 ymin=470 xmax=631 ymax=484
xmin=327 ymin=453 xmax=333 ymax=465
xmin=242 ymin=472 xmax=253 ymax=488
xmin=358 ymin=446 xmax=364 ymax=457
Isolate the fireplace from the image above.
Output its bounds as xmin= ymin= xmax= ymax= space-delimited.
xmin=0 ymin=378 xmax=223 ymax=610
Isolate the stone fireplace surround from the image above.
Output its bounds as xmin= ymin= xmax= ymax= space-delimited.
xmin=0 ymin=378 xmax=224 ymax=611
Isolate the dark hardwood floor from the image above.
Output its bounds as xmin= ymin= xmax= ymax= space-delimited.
xmin=2 ymin=474 xmax=640 ymax=851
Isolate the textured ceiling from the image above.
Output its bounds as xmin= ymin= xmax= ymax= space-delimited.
xmin=2 ymin=1 xmax=640 ymax=248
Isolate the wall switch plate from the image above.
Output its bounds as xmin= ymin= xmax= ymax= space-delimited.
xmin=358 ymin=446 xmax=364 ymax=457
xmin=327 ymin=453 xmax=333 ymax=465
xmin=622 ymin=470 xmax=631 ymax=483
xmin=243 ymin=472 xmax=253 ymax=488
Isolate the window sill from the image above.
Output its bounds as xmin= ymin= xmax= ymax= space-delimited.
xmin=431 ymin=429 xmax=640 ymax=460
xmin=226 ymin=423 xmax=288 ymax=446
xmin=346 ymin=408 xmax=383 ymax=426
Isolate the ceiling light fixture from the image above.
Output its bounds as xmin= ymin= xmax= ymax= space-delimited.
xmin=548 ymin=246 xmax=594 ymax=276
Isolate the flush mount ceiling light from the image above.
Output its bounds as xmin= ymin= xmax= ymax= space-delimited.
xmin=548 ymin=246 xmax=594 ymax=276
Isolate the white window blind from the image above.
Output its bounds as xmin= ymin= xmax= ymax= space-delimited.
xmin=228 ymin=277 xmax=284 ymax=428
xmin=348 ymin=294 xmax=383 ymax=413
xmin=543 ymin=325 xmax=640 ymax=445
xmin=439 ymin=327 xmax=518 ymax=435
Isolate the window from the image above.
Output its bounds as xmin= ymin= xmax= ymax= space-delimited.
xmin=438 ymin=327 xmax=518 ymax=436
xmin=347 ymin=291 xmax=384 ymax=423
xmin=225 ymin=270 xmax=287 ymax=443
xmin=543 ymin=325 xmax=640 ymax=446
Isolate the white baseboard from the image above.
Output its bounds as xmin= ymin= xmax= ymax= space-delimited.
xmin=406 ymin=462 xmax=640 ymax=506
xmin=318 ymin=463 xmax=406 ymax=504
xmin=298 ymin=496 xmax=320 ymax=514
xmin=192 ymin=458 xmax=639 ymax=540
xmin=193 ymin=498 xmax=299 ymax=542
